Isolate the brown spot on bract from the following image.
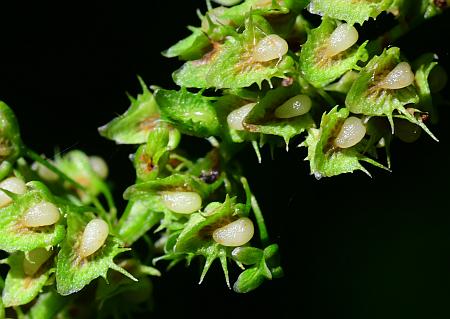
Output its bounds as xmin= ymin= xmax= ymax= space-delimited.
xmin=192 ymin=42 xmax=221 ymax=66
xmin=434 ymin=0 xmax=447 ymax=8
xmin=139 ymin=115 xmax=159 ymax=132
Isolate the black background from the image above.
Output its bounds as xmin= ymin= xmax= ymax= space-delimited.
xmin=1 ymin=1 xmax=450 ymax=318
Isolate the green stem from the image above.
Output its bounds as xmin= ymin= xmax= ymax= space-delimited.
xmin=250 ymin=194 xmax=269 ymax=247
xmin=240 ymin=177 xmax=269 ymax=247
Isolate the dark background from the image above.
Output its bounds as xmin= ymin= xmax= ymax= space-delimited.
xmin=0 ymin=1 xmax=450 ymax=318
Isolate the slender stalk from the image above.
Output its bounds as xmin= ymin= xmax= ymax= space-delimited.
xmin=240 ymin=177 xmax=269 ymax=246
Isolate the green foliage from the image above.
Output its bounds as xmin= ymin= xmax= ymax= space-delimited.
xmin=2 ymin=252 xmax=53 ymax=307
xmin=299 ymin=18 xmax=368 ymax=87
xmin=345 ymin=47 xmax=437 ymax=140
xmin=98 ymin=77 xmax=160 ymax=144
xmin=308 ymin=0 xmax=394 ymax=25
xmin=0 ymin=182 xmax=66 ymax=253
xmin=301 ymin=107 xmax=387 ymax=178
xmin=0 ymin=0 xmax=448 ymax=317
xmin=55 ymin=212 xmax=134 ymax=296
xmin=173 ymin=14 xmax=296 ymax=89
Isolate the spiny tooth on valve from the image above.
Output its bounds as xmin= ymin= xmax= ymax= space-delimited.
xmin=23 ymin=202 xmax=60 ymax=227
xmin=333 ymin=116 xmax=366 ymax=149
xmin=274 ymin=94 xmax=312 ymax=118
xmin=212 ymin=217 xmax=254 ymax=247
xmin=379 ymin=62 xmax=414 ymax=90
xmin=161 ymin=191 xmax=202 ymax=214
xmin=23 ymin=247 xmax=53 ymax=276
xmin=227 ymin=103 xmax=256 ymax=131
xmin=0 ymin=177 xmax=26 ymax=208
xmin=79 ymin=218 xmax=109 ymax=258
xmin=325 ymin=23 xmax=359 ymax=57
xmin=253 ymin=34 xmax=288 ymax=62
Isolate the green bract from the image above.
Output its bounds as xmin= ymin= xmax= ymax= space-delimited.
xmin=299 ymin=18 xmax=368 ymax=88
xmin=54 ymin=150 xmax=106 ymax=204
xmin=345 ymin=47 xmax=437 ymax=140
xmin=155 ymin=89 xmax=221 ymax=137
xmin=0 ymin=181 xmax=66 ymax=253
xmin=162 ymin=27 xmax=211 ymax=61
xmin=0 ymin=102 xmax=23 ymax=179
xmin=244 ymin=83 xmax=315 ymax=145
xmin=308 ymin=0 xmax=394 ymax=25
xmin=133 ymin=125 xmax=172 ymax=182
xmin=156 ymin=196 xmax=241 ymax=287
xmin=232 ymin=244 xmax=283 ymax=293
xmin=2 ymin=252 xmax=54 ymax=307
xmin=173 ymin=15 xmax=296 ymax=89
xmin=55 ymin=212 xmax=134 ymax=296
xmin=301 ymin=107 xmax=387 ymax=178
xmin=414 ymin=53 xmax=438 ymax=123
xmin=0 ymin=0 xmax=448 ymax=316
xmin=116 ymin=198 xmax=163 ymax=246
xmin=98 ymin=78 xmax=159 ymax=144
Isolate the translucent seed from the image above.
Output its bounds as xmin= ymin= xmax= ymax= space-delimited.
xmin=394 ymin=119 xmax=422 ymax=143
xmin=161 ymin=191 xmax=202 ymax=214
xmin=274 ymin=94 xmax=312 ymax=118
xmin=253 ymin=34 xmax=288 ymax=62
xmin=227 ymin=103 xmax=256 ymax=131
xmin=325 ymin=23 xmax=359 ymax=57
xmin=212 ymin=217 xmax=254 ymax=247
xmin=89 ymin=156 xmax=109 ymax=179
xmin=23 ymin=248 xmax=53 ymax=276
xmin=32 ymin=162 xmax=59 ymax=182
xmin=79 ymin=218 xmax=109 ymax=258
xmin=334 ymin=116 xmax=366 ymax=149
xmin=23 ymin=202 xmax=60 ymax=227
xmin=379 ymin=62 xmax=415 ymax=90
xmin=0 ymin=177 xmax=26 ymax=208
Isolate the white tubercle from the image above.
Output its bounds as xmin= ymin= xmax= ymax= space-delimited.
xmin=89 ymin=156 xmax=109 ymax=179
xmin=23 ymin=247 xmax=53 ymax=276
xmin=212 ymin=217 xmax=254 ymax=247
xmin=379 ymin=62 xmax=414 ymax=90
xmin=333 ymin=116 xmax=366 ymax=149
xmin=79 ymin=218 xmax=109 ymax=258
xmin=227 ymin=103 xmax=256 ymax=131
xmin=325 ymin=23 xmax=359 ymax=57
xmin=0 ymin=177 xmax=26 ymax=208
xmin=274 ymin=94 xmax=312 ymax=118
xmin=161 ymin=191 xmax=202 ymax=214
xmin=253 ymin=34 xmax=288 ymax=62
xmin=23 ymin=202 xmax=60 ymax=227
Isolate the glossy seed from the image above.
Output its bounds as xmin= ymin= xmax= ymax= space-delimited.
xmin=23 ymin=248 xmax=53 ymax=276
xmin=227 ymin=103 xmax=256 ymax=131
xmin=212 ymin=217 xmax=254 ymax=247
xmin=89 ymin=156 xmax=109 ymax=179
xmin=325 ymin=23 xmax=359 ymax=57
xmin=23 ymin=202 xmax=60 ymax=227
xmin=274 ymin=94 xmax=312 ymax=118
xmin=379 ymin=62 xmax=414 ymax=90
xmin=161 ymin=191 xmax=202 ymax=214
xmin=0 ymin=177 xmax=26 ymax=208
xmin=334 ymin=116 xmax=366 ymax=149
xmin=79 ymin=218 xmax=109 ymax=258
xmin=253 ymin=34 xmax=288 ymax=62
